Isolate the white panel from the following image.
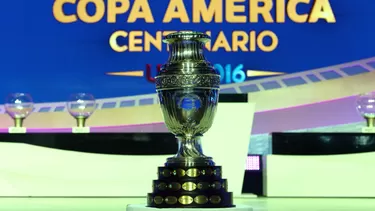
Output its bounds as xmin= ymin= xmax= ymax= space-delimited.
xmin=204 ymin=100 xmax=256 ymax=197
xmin=0 ymin=101 xmax=255 ymax=197
xmin=0 ymin=143 xmax=169 ymax=196
xmin=265 ymin=152 xmax=375 ymax=197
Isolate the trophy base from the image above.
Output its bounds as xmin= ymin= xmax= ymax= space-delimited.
xmin=166 ymin=157 xmax=215 ymax=167
xmin=147 ymin=165 xmax=234 ymax=208
xmin=129 ymin=204 xmax=253 ymax=211
xmin=72 ymin=127 xmax=90 ymax=133
xmin=8 ymin=127 xmax=27 ymax=134
xmin=361 ymin=127 xmax=375 ymax=133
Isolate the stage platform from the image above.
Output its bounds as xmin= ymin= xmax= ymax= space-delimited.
xmin=0 ymin=197 xmax=373 ymax=211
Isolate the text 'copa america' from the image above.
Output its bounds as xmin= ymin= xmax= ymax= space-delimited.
xmin=52 ymin=0 xmax=336 ymax=53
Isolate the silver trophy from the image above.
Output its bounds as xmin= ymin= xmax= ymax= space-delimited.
xmin=5 ymin=93 xmax=34 ymax=128
xmin=356 ymin=92 xmax=375 ymax=132
xmin=67 ymin=93 xmax=96 ymax=128
xmin=147 ymin=31 xmax=233 ymax=208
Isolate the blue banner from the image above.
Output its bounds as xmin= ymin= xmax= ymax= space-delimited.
xmin=1 ymin=0 xmax=374 ymax=102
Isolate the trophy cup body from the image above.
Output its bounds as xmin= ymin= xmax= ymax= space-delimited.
xmin=147 ymin=32 xmax=234 ymax=208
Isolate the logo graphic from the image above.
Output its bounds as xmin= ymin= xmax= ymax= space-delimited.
xmin=107 ymin=64 xmax=284 ymax=84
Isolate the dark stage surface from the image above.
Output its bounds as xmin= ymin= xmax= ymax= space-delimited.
xmin=0 ymin=133 xmax=177 ymax=155
xmin=272 ymin=132 xmax=375 ymax=155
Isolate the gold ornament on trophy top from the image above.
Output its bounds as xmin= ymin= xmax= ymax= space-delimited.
xmin=67 ymin=93 xmax=96 ymax=128
xmin=5 ymin=93 xmax=34 ymax=128
xmin=147 ymin=31 xmax=234 ymax=208
xmin=356 ymin=92 xmax=375 ymax=133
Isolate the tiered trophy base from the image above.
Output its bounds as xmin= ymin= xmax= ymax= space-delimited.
xmin=147 ymin=166 xmax=234 ymax=208
xmin=129 ymin=204 xmax=253 ymax=211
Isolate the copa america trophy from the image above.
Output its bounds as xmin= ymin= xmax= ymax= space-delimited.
xmin=147 ymin=31 xmax=234 ymax=208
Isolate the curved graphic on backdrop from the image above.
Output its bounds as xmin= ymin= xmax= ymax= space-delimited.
xmin=0 ymin=57 xmax=373 ymax=114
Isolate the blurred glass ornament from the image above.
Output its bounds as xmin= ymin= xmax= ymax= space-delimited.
xmin=356 ymin=92 xmax=375 ymax=127
xmin=67 ymin=93 xmax=96 ymax=127
xmin=4 ymin=93 xmax=34 ymax=127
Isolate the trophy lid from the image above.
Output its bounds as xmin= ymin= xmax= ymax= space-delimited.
xmin=160 ymin=31 xmax=214 ymax=73
xmin=163 ymin=31 xmax=211 ymax=44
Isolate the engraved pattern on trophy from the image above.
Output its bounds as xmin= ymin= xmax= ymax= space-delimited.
xmin=148 ymin=31 xmax=234 ymax=208
xmin=155 ymin=75 xmax=220 ymax=89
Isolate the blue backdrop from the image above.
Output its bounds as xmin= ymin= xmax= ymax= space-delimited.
xmin=1 ymin=0 xmax=374 ymax=103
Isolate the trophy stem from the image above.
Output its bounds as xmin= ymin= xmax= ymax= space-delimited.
xmin=176 ymin=136 xmax=205 ymax=157
xmin=366 ymin=117 xmax=375 ymax=127
xmin=76 ymin=117 xmax=87 ymax=127
xmin=14 ymin=118 xmax=23 ymax=128
xmin=166 ymin=136 xmax=214 ymax=167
